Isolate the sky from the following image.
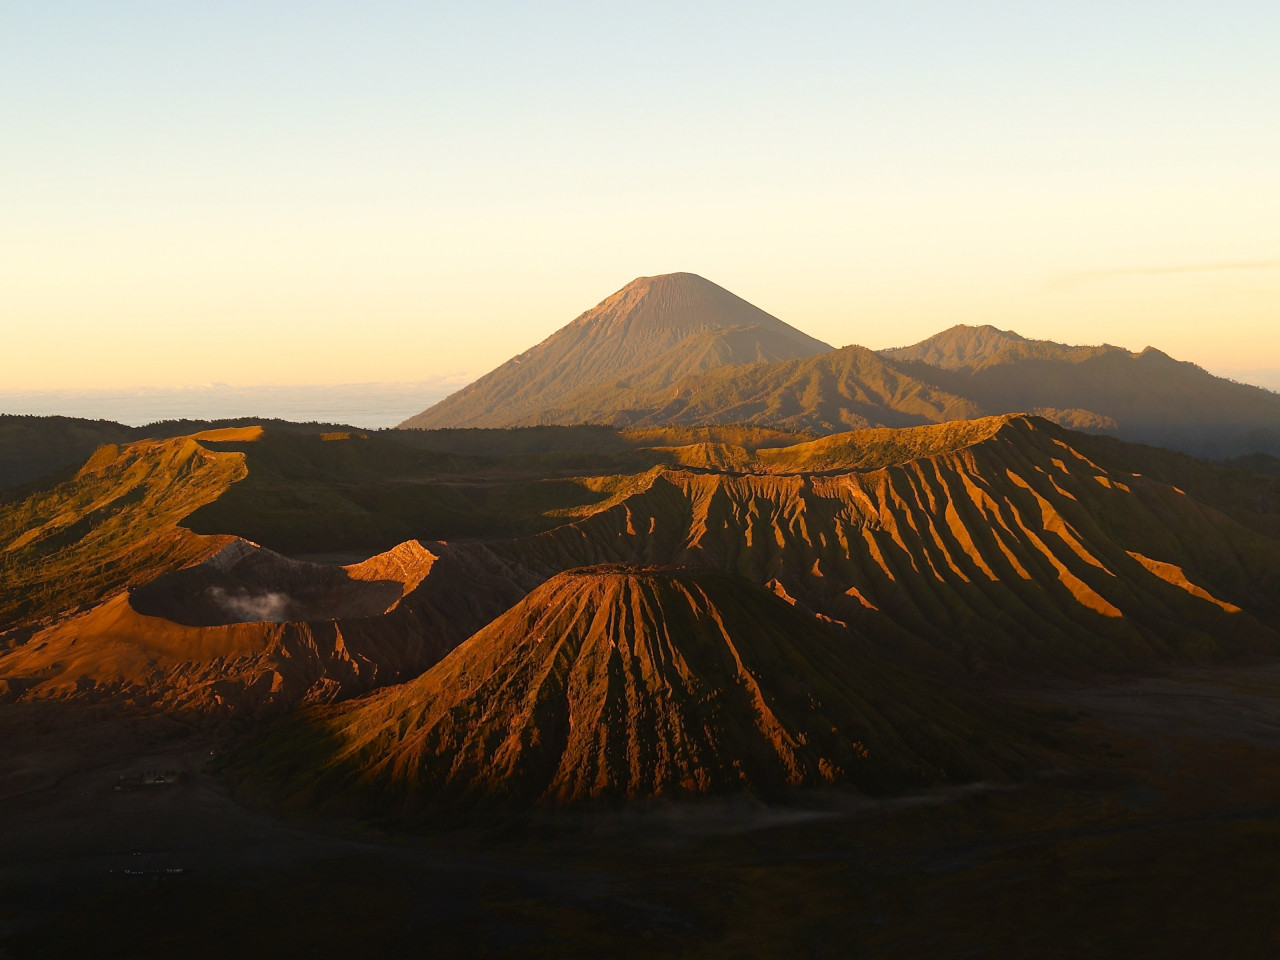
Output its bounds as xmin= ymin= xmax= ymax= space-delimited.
xmin=2 ymin=1 xmax=1278 ymax=392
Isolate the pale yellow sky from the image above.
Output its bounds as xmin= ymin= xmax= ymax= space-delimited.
xmin=3 ymin=3 xmax=1277 ymax=391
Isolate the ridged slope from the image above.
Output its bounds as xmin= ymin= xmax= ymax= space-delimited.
xmin=539 ymin=344 xmax=982 ymax=432
xmin=7 ymin=415 xmax=1279 ymax=717
xmin=485 ymin=416 xmax=1280 ymax=673
xmin=400 ymin=273 xmax=832 ymax=429
xmin=242 ymin=567 xmax=1039 ymax=811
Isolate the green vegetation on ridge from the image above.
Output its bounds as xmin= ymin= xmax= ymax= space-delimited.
xmin=0 ymin=436 xmax=243 ymax=628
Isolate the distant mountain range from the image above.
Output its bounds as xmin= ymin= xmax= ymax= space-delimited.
xmin=402 ymin=273 xmax=1280 ymax=458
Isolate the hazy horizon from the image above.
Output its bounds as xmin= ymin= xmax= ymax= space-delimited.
xmin=0 ymin=378 xmax=470 ymax=429
xmin=2 ymin=354 xmax=1276 ymax=431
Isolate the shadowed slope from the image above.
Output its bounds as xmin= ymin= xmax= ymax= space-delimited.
xmin=239 ymin=567 xmax=1042 ymax=813
xmin=178 ymin=425 xmax=674 ymax=553
xmin=880 ymin=324 xmax=1107 ymax=372
xmin=0 ymin=415 xmax=138 ymax=492
xmin=881 ymin=325 xmax=1280 ymax=457
xmin=1224 ymin=452 xmax=1280 ymax=477
xmin=0 ymin=414 xmax=366 ymax=494
xmin=400 ymin=273 xmax=832 ymax=429
xmin=522 ymin=344 xmax=982 ymax=432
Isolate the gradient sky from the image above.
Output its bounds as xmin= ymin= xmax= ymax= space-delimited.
xmin=3 ymin=1 xmax=1278 ymax=391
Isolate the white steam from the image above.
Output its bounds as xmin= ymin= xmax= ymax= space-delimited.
xmin=206 ymin=586 xmax=292 ymax=623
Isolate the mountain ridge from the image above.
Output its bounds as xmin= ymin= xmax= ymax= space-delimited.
xmin=401 ymin=277 xmax=1280 ymax=457
xmin=881 ymin=325 xmax=1280 ymax=456
xmin=4 ymin=414 xmax=1279 ymax=721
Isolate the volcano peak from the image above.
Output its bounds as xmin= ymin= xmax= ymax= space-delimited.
xmin=399 ymin=274 xmax=831 ymax=429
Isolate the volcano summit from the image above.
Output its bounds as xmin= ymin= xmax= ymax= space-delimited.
xmin=401 ymin=273 xmax=833 ymax=430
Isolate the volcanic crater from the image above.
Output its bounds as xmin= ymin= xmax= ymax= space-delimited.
xmin=129 ymin=539 xmax=430 ymax=626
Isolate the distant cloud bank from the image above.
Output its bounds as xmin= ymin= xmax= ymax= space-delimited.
xmin=0 ymin=377 xmax=475 ymax=429
xmin=1211 ymin=368 xmax=1280 ymax=393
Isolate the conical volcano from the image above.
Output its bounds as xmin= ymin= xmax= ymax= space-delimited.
xmin=399 ymin=273 xmax=832 ymax=429
xmin=240 ymin=566 xmax=1039 ymax=813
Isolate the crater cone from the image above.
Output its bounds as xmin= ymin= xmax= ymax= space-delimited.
xmin=130 ymin=539 xmax=423 ymax=626
xmin=242 ymin=566 xmax=1039 ymax=813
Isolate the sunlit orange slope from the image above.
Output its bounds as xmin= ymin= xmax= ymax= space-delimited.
xmin=237 ymin=566 xmax=1046 ymax=813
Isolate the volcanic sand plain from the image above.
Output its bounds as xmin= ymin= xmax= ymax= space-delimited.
xmin=4 ymin=659 xmax=1280 ymax=958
